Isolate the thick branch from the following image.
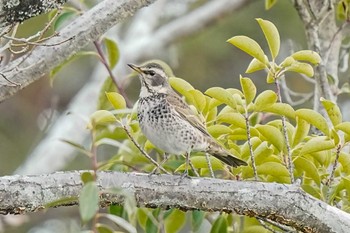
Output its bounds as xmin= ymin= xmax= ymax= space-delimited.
xmin=1 ymin=171 xmax=350 ymax=233
xmin=0 ymin=0 xmax=67 ymax=27
xmin=0 ymin=0 xmax=157 ymax=102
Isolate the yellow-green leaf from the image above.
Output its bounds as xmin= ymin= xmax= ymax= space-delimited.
xmin=165 ymin=209 xmax=186 ymax=233
xmin=294 ymin=156 xmax=321 ymax=185
xmin=105 ymin=92 xmax=126 ymax=110
xmin=295 ymin=109 xmax=330 ymax=136
xmin=285 ymin=61 xmax=314 ymax=77
xmin=335 ymin=122 xmax=350 ymax=143
xmin=169 ymin=77 xmax=194 ymax=95
xmin=280 ymin=56 xmax=295 ymax=68
xmin=217 ymin=113 xmax=246 ymax=129
xmin=79 ymin=182 xmax=99 ymax=223
xmin=291 ymin=50 xmax=321 ymax=64
xmin=321 ymin=98 xmax=342 ymax=126
xmin=189 ymin=89 xmax=207 ymax=112
xmin=266 ymin=70 xmax=275 ymax=83
xmin=227 ymin=35 xmax=266 ymax=64
xmin=257 ymin=162 xmax=290 ymax=177
xmin=89 ymin=110 xmax=117 ymax=128
xmin=255 ymin=125 xmax=284 ymax=152
xmin=240 ymin=76 xmax=256 ymax=105
xmin=262 ymin=102 xmax=295 ymax=119
xmin=103 ymin=37 xmax=119 ymax=69
xmin=265 ymin=0 xmax=278 ymax=10
xmin=205 ymin=87 xmax=237 ymax=109
xmin=256 ymin=18 xmax=280 ymax=59
xmin=207 ymin=125 xmax=232 ymax=138
xmin=254 ymin=90 xmax=278 ymax=111
xmin=299 ymin=136 xmax=335 ymax=156
xmin=176 ymin=156 xmax=224 ymax=171
xmin=245 ymin=58 xmax=267 ymax=73
xmin=210 ymin=215 xmax=228 ymax=233
xmin=292 ymin=117 xmax=310 ymax=147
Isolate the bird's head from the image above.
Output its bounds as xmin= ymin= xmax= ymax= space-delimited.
xmin=128 ymin=61 xmax=173 ymax=97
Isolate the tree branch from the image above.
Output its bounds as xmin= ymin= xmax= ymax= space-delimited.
xmin=0 ymin=0 xmax=157 ymax=102
xmin=1 ymin=171 xmax=350 ymax=233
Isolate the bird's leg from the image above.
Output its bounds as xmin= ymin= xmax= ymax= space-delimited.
xmin=180 ymin=151 xmax=191 ymax=179
xmin=189 ymin=159 xmax=200 ymax=177
xmin=149 ymin=153 xmax=169 ymax=175
xmin=205 ymin=153 xmax=215 ymax=178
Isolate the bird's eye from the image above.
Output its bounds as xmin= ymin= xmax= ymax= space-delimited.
xmin=149 ymin=71 xmax=156 ymax=76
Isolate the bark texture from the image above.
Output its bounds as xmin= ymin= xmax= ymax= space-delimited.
xmin=1 ymin=171 xmax=350 ymax=233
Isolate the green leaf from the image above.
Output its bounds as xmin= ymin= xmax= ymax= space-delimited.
xmin=339 ymin=152 xmax=350 ymax=174
xmin=321 ymin=98 xmax=342 ymax=126
xmin=295 ymin=109 xmax=329 ymax=136
xmin=146 ymin=209 xmax=160 ymax=233
xmin=165 ymin=209 xmax=186 ymax=233
xmin=255 ymin=125 xmax=284 ymax=152
xmin=45 ymin=196 xmax=78 ymax=209
xmin=256 ymin=18 xmax=280 ymax=59
xmin=79 ymin=182 xmax=99 ymax=223
xmin=257 ymin=161 xmax=290 ymax=177
xmin=254 ymin=141 xmax=274 ymax=165
xmin=280 ymin=56 xmax=296 ymax=68
xmin=240 ymin=76 xmax=256 ymax=105
xmin=89 ymin=110 xmax=117 ymax=128
xmin=106 ymin=92 xmax=126 ymax=110
xmin=262 ymin=103 xmax=295 ymax=119
xmin=291 ymin=50 xmax=321 ymax=64
xmin=217 ymin=113 xmax=246 ymax=129
xmin=292 ymin=117 xmax=310 ymax=147
xmin=210 ymin=215 xmax=228 ymax=233
xmin=254 ymin=90 xmax=278 ymax=111
xmin=189 ymin=89 xmax=207 ymax=112
xmin=227 ymin=36 xmax=267 ymax=64
xmin=266 ymin=70 xmax=275 ymax=83
xmin=81 ymin=172 xmax=95 ymax=184
xmin=103 ymin=37 xmax=119 ymax=69
xmin=299 ymin=136 xmax=335 ymax=156
xmin=207 ymin=125 xmax=233 ymax=138
xmin=335 ymin=122 xmax=350 ymax=143
xmin=205 ymin=87 xmax=237 ymax=109
xmin=54 ymin=11 xmax=76 ymax=30
xmin=294 ymin=156 xmax=321 ymax=185
xmin=169 ymin=77 xmax=194 ymax=95
xmin=265 ymin=0 xmax=278 ymax=10
xmin=192 ymin=210 xmax=205 ymax=232
xmin=285 ymin=61 xmax=314 ymax=77
xmin=245 ymin=58 xmax=267 ymax=73
xmin=98 ymin=213 xmax=137 ymax=233
xmin=61 ymin=139 xmax=92 ymax=157
xmin=137 ymin=208 xmax=148 ymax=230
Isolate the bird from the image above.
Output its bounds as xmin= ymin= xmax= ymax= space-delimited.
xmin=128 ymin=62 xmax=247 ymax=176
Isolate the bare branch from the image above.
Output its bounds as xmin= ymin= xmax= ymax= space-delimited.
xmin=1 ymin=171 xmax=350 ymax=233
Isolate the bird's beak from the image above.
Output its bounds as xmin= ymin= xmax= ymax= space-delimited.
xmin=128 ymin=63 xmax=143 ymax=74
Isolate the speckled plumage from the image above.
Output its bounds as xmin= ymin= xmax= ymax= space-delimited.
xmin=129 ymin=62 xmax=247 ymax=168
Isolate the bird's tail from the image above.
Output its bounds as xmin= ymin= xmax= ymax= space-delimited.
xmin=208 ymin=142 xmax=247 ymax=167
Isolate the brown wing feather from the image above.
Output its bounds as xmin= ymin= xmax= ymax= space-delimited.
xmin=166 ymin=91 xmax=210 ymax=137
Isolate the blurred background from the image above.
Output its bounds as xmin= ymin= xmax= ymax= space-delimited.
xmin=0 ymin=0 xmax=346 ymax=232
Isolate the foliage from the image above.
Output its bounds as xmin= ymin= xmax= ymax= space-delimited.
xmin=59 ymin=17 xmax=350 ymax=232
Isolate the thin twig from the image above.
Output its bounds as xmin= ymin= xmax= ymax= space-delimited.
xmin=245 ymin=112 xmax=258 ymax=181
xmin=257 ymin=217 xmax=296 ymax=233
xmin=258 ymin=219 xmax=282 ymax=233
xmin=326 ymin=144 xmax=341 ymax=187
xmin=275 ymin=78 xmax=294 ymax=184
xmin=205 ymin=153 xmax=215 ymax=178
xmin=93 ymin=40 xmax=132 ymax=108
xmin=122 ymin=124 xmax=170 ymax=175
xmin=189 ymin=159 xmax=200 ymax=177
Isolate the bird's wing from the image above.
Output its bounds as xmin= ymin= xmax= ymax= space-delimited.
xmin=166 ymin=92 xmax=211 ymax=137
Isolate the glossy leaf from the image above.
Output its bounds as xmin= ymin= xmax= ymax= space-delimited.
xmin=227 ymin=36 xmax=266 ymax=64
xmin=291 ymin=50 xmax=321 ymax=64
xmin=240 ymin=76 xmax=256 ymax=105
xmin=321 ymin=98 xmax=342 ymax=126
xmin=339 ymin=152 xmax=350 ymax=174
xmin=169 ymin=77 xmax=194 ymax=95
xmin=299 ymin=136 xmax=335 ymax=156
xmin=266 ymin=70 xmax=275 ymax=83
xmin=192 ymin=210 xmax=205 ymax=232
xmin=205 ymin=87 xmax=237 ymax=109
xmin=255 ymin=125 xmax=284 ymax=151
xmin=294 ymin=156 xmax=321 ymax=185
xmin=79 ymin=182 xmax=99 ymax=223
xmin=335 ymin=122 xmax=350 ymax=142
xmin=245 ymin=58 xmax=267 ymax=73
xmin=146 ymin=209 xmax=160 ymax=233
xmin=285 ymin=61 xmax=314 ymax=77
xmin=256 ymin=18 xmax=280 ymax=59
xmin=103 ymin=37 xmax=119 ymax=69
xmin=106 ymin=92 xmax=126 ymax=110
xmin=210 ymin=215 xmax=228 ymax=233
xmin=280 ymin=56 xmax=295 ymax=67
xmin=296 ymin=109 xmax=329 ymax=136
xmin=265 ymin=0 xmax=278 ymax=10
xmin=189 ymin=89 xmax=207 ymax=112
xmin=254 ymin=90 xmax=278 ymax=111
xmin=54 ymin=11 xmax=76 ymax=30
xmin=176 ymin=156 xmax=225 ymax=171
xmin=207 ymin=125 xmax=233 ymax=138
